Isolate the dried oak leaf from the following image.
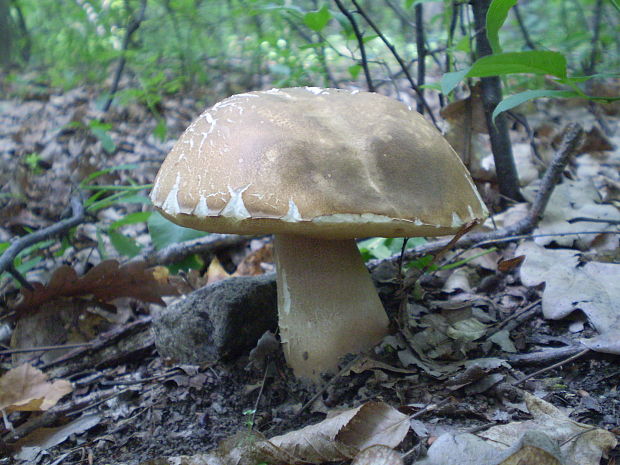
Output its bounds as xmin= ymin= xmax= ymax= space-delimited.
xmin=0 ymin=364 xmax=72 ymax=412
xmin=14 ymin=260 xmax=178 ymax=314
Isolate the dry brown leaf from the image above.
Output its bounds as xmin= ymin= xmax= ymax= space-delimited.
xmin=481 ymin=393 xmax=617 ymax=465
xmin=264 ymin=401 xmax=410 ymax=463
xmin=234 ymin=243 xmax=273 ymax=276
xmin=205 ymin=256 xmax=232 ymax=285
xmin=497 ymin=255 xmax=525 ymax=273
xmin=14 ymin=414 xmax=101 ymax=462
xmin=14 ymin=259 xmax=178 ymax=314
xmin=440 ymin=83 xmax=487 ymax=134
xmin=518 ymin=242 xmax=620 ymax=354
xmin=552 ymin=125 xmax=614 ymax=154
xmin=418 ymin=429 xmax=562 ymax=465
xmin=0 ymin=364 xmax=72 ymax=412
xmin=196 ymin=401 xmax=410 ymax=465
xmin=352 ymin=445 xmax=404 ymax=465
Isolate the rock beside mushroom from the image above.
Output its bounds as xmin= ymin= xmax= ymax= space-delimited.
xmin=152 ymin=274 xmax=277 ymax=364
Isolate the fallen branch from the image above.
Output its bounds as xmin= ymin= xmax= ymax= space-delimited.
xmin=0 ymin=194 xmax=86 ymax=288
xmin=129 ymin=233 xmax=257 ymax=267
xmin=368 ymin=123 xmax=585 ymax=271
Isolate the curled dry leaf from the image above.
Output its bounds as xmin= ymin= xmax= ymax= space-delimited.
xmin=518 ymin=241 xmax=620 ymax=354
xmin=0 ymin=364 xmax=72 ymax=412
xmin=352 ymin=445 xmax=404 ymax=465
xmin=14 ymin=260 xmax=178 ymax=314
xmin=165 ymin=401 xmax=411 ymax=465
xmin=481 ymin=393 xmax=617 ymax=465
xmin=265 ymin=401 xmax=410 ymax=463
xmin=418 ymin=430 xmax=562 ymax=465
xmin=497 ymin=255 xmax=525 ymax=273
xmin=522 ymin=178 xmax=620 ymax=249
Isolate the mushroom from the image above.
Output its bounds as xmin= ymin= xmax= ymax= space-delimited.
xmin=150 ymin=87 xmax=488 ymax=380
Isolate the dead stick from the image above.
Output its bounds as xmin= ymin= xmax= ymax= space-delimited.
xmin=129 ymin=233 xmax=258 ymax=267
xmin=0 ymin=194 xmax=86 ymax=285
xmin=512 ymin=348 xmax=591 ymax=386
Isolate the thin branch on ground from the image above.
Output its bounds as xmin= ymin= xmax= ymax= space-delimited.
xmin=333 ymin=0 xmax=375 ymax=92
xmin=130 ymin=233 xmax=257 ymax=267
xmin=350 ymin=0 xmax=438 ymax=126
xmin=484 ymin=299 xmax=542 ymax=340
xmin=507 ymin=344 xmax=588 ymax=366
xmin=296 ymin=355 xmax=362 ymax=416
xmin=512 ymin=348 xmax=591 ymax=385
xmin=368 ymin=123 xmax=584 ymax=271
xmin=0 ymin=194 xmax=86 ymax=288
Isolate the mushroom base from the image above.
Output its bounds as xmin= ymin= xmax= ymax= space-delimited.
xmin=274 ymin=234 xmax=390 ymax=380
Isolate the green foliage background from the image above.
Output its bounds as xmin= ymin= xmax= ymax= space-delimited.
xmin=4 ymin=0 xmax=618 ymax=99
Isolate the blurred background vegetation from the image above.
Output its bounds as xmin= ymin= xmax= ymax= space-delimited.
xmin=1 ymin=0 xmax=618 ymax=101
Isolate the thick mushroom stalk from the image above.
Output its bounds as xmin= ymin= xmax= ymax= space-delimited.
xmin=274 ymin=234 xmax=389 ymax=380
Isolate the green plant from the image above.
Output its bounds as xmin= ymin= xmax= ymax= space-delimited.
xmin=23 ymin=152 xmax=44 ymax=174
xmin=440 ymin=0 xmax=620 ymax=120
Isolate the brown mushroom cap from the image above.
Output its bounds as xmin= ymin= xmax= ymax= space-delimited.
xmin=151 ymin=87 xmax=488 ymax=238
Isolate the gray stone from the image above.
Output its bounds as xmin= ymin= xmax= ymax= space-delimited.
xmin=152 ymin=273 xmax=277 ymax=364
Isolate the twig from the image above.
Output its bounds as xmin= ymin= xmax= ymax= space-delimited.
xmin=333 ymin=0 xmax=375 ymax=92
xmin=484 ymin=299 xmax=542 ymax=340
xmin=0 ymin=342 xmax=92 ymax=355
xmin=414 ymin=3 xmax=426 ymax=115
xmin=584 ymin=0 xmax=604 ymax=75
xmin=511 ymin=348 xmax=591 ymax=386
xmin=296 ymin=355 xmax=361 ymax=416
xmin=350 ymin=0 xmax=438 ymax=127
xmin=567 ymin=217 xmax=620 ymax=225
xmin=409 ymin=396 xmax=453 ymax=420
xmin=513 ymin=3 xmax=536 ymax=50
xmin=130 ymin=233 xmax=257 ymax=267
xmin=0 ymin=194 xmax=86 ymax=286
xmin=102 ymin=0 xmax=148 ymax=113
xmin=367 ymin=123 xmax=585 ymax=271
xmin=507 ymin=344 xmax=587 ymax=367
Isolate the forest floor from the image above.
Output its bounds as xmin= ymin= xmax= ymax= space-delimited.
xmin=0 ymin=82 xmax=619 ymax=465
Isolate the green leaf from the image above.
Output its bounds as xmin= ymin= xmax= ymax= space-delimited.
xmin=610 ymin=0 xmax=620 ymax=13
xmin=79 ymin=163 xmax=140 ymax=187
xmin=441 ymin=51 xmax=567 ymax=95
xmin=91 ymin=127 xmax=116 ymax=153
xmin=148 ymin=211 xmax=208 ymax=250
xmin=357 ymin=237 xmax=407 ymax=261
xmin=440 ymin=68 xmax=469 ymax=95
xmin=486 ymin=0 xmax=517 ymax=54
xmin=492 ymin=89 xmax=582 ymax=122
xmin=469 ymin=51 xmax=567 ymax=79
xmin=348 ymin=64 xmax=362 ymax=79
xmin=88 ymin=120 xmax=116 ymax=154
xmin=109 ymin=231 xmax=142 ymax=257
xmin=362 ymin=34 xmax=379 ymax=44
xmin=453 ymin=36 xmax=471 ymax=53
xmin=303 ymin=5 xmax=331 ymax=32
xmin=153 ymin=119 xmax=167 ymax=142
xmin=109 ymin=211 xmax=152 ymax=232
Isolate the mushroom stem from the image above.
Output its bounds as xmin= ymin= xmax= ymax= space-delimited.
xmin=274 ymin=234 xmax=390 ymax=380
